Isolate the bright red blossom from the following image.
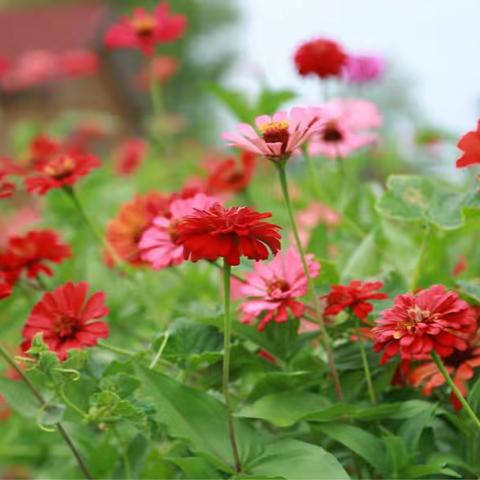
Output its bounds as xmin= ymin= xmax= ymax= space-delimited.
xmin=0 ymin=280 xmax=12 ymax=300
xmin=105 ymin=3 xmax=187 ymax=55
xmin=21 ymin=282 xmax=109 ymax=361
xmin=114 ymin=138 xmax=148 ymax=176
xmin=177 ymin=204 xmax=281 ymax=266
xmin=373 ymin=285 xmax=477 ymax=364
xmin=456 ymin=121 xmax=480 ymax=168
xmin=24 ymin=151 xmax=100 ymax=195
xmin=294 ymin=38 xmax=347 ymax=79
xmin=0 ymin=172 xmax=15 ymax=199
xmin=1 ymin=230 xmax=71 ymax=280
xmin=324 ymin=280 xmax=387 ymax=320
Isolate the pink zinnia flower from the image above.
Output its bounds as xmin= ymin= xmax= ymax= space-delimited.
xmin=139 ymin=193 xmax=219 ymax=270
xmin=308 ymin=99 xmax=382 ymax=159
xmin=104 ymin=3 xmax=187 ymax=56
xmin=373 ymin=285 xmax=477 ymax=364
xmin=222 ymin=107 xmax=323 ymax=163
xmin=343 ymin=54 xmax=385 ymax=84
xmin=237 ymin=247 xmax=320 ymax=331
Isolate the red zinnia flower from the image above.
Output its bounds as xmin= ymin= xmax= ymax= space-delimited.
xmin=106 ymin=192 xmax=170 ymax=266
xmin=105 ymin=2 xmax=187 ymax=56
xmin=21 ymin=282 xmax=109 ymax=361
xmin=456 ymin=121 xmax=480 ymax=168
xmin=294 ymin=38 xmax=347 ymax=79
xmin=324 ymin=280 xmax=387 ymax=320
xmin=0 ymin=172 xmax=15 ymax=199
xmin=24 ymin=150 xmax=100 ymax=195
xmin=0 ymin=279 xmax=12 ymax=300
xmin=177 ymin=204 xmax=281 ymax=266
xmin=114 ymin=138 xmax=148 ymax=176
xmin=408 ymin=332 xmax=480 ymax=410
xmin=373 ymin=285 xmax=477 ymax=364
xmin=2 ymin=230 xmax=71 ymax=280
xmin=205 ymin=151 xmax=257 ymax=195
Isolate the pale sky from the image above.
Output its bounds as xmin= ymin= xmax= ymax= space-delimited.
xmin=232 ymin=0 xmax=480 ymax=134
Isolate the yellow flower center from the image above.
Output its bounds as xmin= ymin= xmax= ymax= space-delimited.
xmin=43 ymin=156 xmax=75 ymax=180
xmin=132 ymin=15 xmax=156 ymax=36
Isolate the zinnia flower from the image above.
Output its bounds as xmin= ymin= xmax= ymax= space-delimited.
xmin=372 ymin=285 xmax=477 ymax=364
xmin=294 ymin=38 xmax=347 ymax=79
xmin=1 ymin=230 xmax=71 ymax=280
xmin=58 ymin=50 xmax=98 ymax=77
xmin=0 ymin=279 xmax=12 ymax=300
xmin=24 ymin=150 xmax=100 ymax=195
xmin=114 ymin=138 xmax=148 ymax=176
xmin=308 ymin=99 xmax=382 ymax=159
xmin=456 ymin=121 xmax=480 ymax=168
xmin=343 ymin=54 xmax=385 ymax=84
xmin=21 ymin=282 xmax=109 ymax=361
xmin=106 ymin=192 xmax=170 ymax=266
xmin=324 ymin=280 xmax=387 ymax=320
xmin=238 ymin=247 xmax=320 ymax=331
xmin=205 ymin=151 xmax=257 ymax=195
xmin=139 ymin=193 xmax=219 ymax=270
xmin=177 ymin=204 xmax=281 ymax=266
xmin=0 ymin=172 xmax=15 ymax=199
xmin=222 ymin=107 xmax=323 ymax=162
xmin=104 ymin=2 xmax=187 ymax=55
xmin=408 ymin=331 xmax=480 ymax=410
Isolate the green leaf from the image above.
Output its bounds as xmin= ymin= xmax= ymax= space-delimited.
xmin=208 ymin=84 xmax=253 ymax=123
xmin=317 ymin=423 xmax=387 ymax=473
xmin=238 ymin=391 xmax=330 ymax=427
xmin=135 ymin=365 xmax=260 ymax=471
xmin=342 ymin=230 xmax=382 ymax=278
xmin=383 ymin=435 xmax=409 ymax=477
xmin=456 ymin=279 xmax=480 ymax=304
xmin=256 ymin=88 xmax=297 ymax=115
xmin=169 ymin=456 xmax=222 ymax=479
xmin=112 ymin=434 xmax=149 ymax=480
xmin=0 ymin=377 xmax=38 ymax=419
xmin=248 ymin=439 xmax=349 ymax=479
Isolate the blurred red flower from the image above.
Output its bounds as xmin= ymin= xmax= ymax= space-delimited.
xmin=58 ymin=50 xmax=98 ymax=77
xmin=373 ymin=285 xmax=477 ymax=364
xmin=294 ymin=38 xmax=347 ymax=79
xmin=24 ymin=151 xmax=100 ymax=195
xmin=1 ymin=230 xmax=71 ymax=280
xmin=0 ymin=279 xmax=12 ymax=300
xmin=0 ymin=172 xmax=15 ymax=199
xmin=408 ymin=332 xmax=480 ymax=410
xmin=105 ymin=3 xmax=187 ymax=55
xmin=138 ymin=55 xmax=179 ymax=89
xmin=177 ymin=204 xmax=281 ymax=266
xmin=106 ymin=192 xmax=170 ymax=266
xmin=21 ymin=282 xmax=109 ymax=361
xmin=324 ymin=280 xmax=387 ymax=320
xmin=205 ymin=151 xmax=257 ymax=195
xmin=456 ymin=121 xmax=480 ymax=168
xmin=114 ymin=138 xmax=148 ymax=176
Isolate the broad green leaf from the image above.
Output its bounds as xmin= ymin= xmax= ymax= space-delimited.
xmin=248 ymin=439 xmax=349 ymax=479
xmin=456 ymin=279 xmax=480 ymax=304
xmin=383 ymin=435 xmax=409 ymax=477
xmin=112 ymin=434 xmax=149 ymax=480
xmin=0 ymin=377 xmax=39 ymax=419
xmin=169 ymin=456 xmax=222 ymax=479
xmin=237 ymin=391 xmax=330 ymax=427
xmin=208 ymin=84 xmax=253 ymax=123
xmin=398 ymin=403 xmax=437 ymax=452
xmin=135 ymin=365 xmax=260 ymax=471
xmin=342 ymin=230 xmax=382 ymax=278
xmin=257 ymin=88 xmax=297 ymax=115
xmin=317 ymin=423 xmax=387 ymax=473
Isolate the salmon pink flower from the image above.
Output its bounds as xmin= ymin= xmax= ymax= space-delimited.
xmin=456 ymin=121 xmax=480 ymax=168
xmin=1 ymin=230 xmax=71 ymax=280
xmin=21 ymin=282 xmax=109 ymax=361
xmin=238 ymin=247 xmax=320 ymax=331
xmin=105 ymin=3 xmax=187 ymax=56
xmin=139 ymin=193 xmax=219 ymax=270
xmin=223 ymin=107 xmax=323 ymax=162
xmin=309 ymin=99 xmax=382 ymax=159
xmin=24 ymin=150 xmax=100 ymax=195
xmin=106 ymin=192 xmax=170 ymax=266
xmin=177 ymin=204 xmax=281 ymax=266
xmin=114 ymin=138 xmax=148 ymax=176
xmin=373 ymin=285 xmax=477 ymax=364
xmin=205 ymin=151 xmax=257 ymax=195
xmin=324 ymin=280 xmax=387 ymax=320
xmin=294 ymin=38 xmax=347 ymax=79
xmin=343 ymin=53 xmax=385 ymax=84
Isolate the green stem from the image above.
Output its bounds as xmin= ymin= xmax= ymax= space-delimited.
xmin=149 ymin=59 xmax=163 ymax=121
xmin=409 ymin=224 xmax=430 ymax=292
xmin=0 ymin=345 xmax=93 ymax=479
xmin=97 ymin=341 xmax=135 ymax=357
xmin=355 ymin=317 xmax=376 ymax=403
xmin=58 ymin=387 xmax=88 ymax=418
xmin=149 ymin=330 xmax=170 ymax=369
xmin=222 ymin=261 xmax=241 ymax=473
xmin=276 ymin=164 xmax=344 ymax=401
xmin=431 ymin=351 xmax=480 ymax=430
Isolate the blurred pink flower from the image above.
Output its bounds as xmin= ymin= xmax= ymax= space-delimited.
xmin=308 ymin=99 xmax=382 ymax=159
xmin=343 ymin=54 xmax=385 ymax=84
xmin=237 ymin=247 xmax=320 ymax=331
xmin=58 ymin=50 xmax=98 ymax=77
xmin=114 ymin=138 xmax=148 ymax=176
xmin=223 ymin=107 xmax=323 ymax=162
xmin=296 ymin=201 xmax=341 ymax=247
xmin=139 ymin=193 xmax=219 ymax=270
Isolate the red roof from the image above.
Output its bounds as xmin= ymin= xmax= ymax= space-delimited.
xmin=0 ymin=3 xmax=110 ymax=58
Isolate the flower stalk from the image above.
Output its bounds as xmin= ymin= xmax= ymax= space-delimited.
xmin=222 ymin=261 xmax=242 ymax=473
xmin=355 ymin=317 xmax=376 ymax=403
xmin=276 ymin=163 xmax=344 ymax=401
